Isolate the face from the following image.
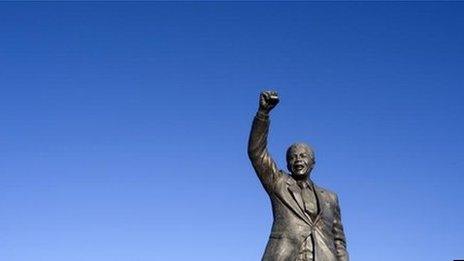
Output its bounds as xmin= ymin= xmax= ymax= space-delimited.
xmin=287 ymin=146 xmax=314 ymax=178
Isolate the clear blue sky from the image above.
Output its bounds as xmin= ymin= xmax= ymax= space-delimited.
xmin=1 ymin=2 xmax=463 ymax=261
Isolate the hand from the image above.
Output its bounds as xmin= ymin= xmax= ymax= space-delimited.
xmin=259 ymin=91 xmax=279 ymax=113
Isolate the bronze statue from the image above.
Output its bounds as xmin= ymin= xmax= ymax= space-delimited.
xmin=248 ymin=91 xmax=349 ymax=261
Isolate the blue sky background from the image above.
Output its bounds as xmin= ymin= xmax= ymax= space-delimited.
xmin=1 ymin=2 xmax=463 ymax=261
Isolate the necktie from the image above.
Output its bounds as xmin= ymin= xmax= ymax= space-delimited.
xmin=297 ymin=181 xmax=317 ymax=261
xmin=299 ymin=181 xmax=318 ymax=219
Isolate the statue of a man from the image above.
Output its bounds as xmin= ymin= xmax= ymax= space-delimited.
xmin=248 ymin=91 xmax=349 ymax=261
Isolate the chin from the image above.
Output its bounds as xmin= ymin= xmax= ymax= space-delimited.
xmin=292 ymin=172 xmax=308 ymax=178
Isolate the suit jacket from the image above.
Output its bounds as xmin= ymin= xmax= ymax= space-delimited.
xmin=248 ymin=113 xmax=349 ymax=261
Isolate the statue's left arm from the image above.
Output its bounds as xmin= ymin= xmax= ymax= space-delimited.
xmin=333 ymin=195 xmax=349 ymax=261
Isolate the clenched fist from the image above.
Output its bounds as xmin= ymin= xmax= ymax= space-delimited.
xmin=259 ymin=91 xmax=279 ymax=113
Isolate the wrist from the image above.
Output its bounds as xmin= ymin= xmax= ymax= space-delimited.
xmin=258 ymin=106 xmax=271 ymax=113
xmin=257 ymin=109 xmax=270 ymax=119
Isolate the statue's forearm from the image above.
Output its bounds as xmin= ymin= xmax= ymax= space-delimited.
xmin=249 ymin=90 xmax=277 ymax=160
xmin=248 ymin=111 xmax=279 ymax=190
xmin=248 ymin=111 xmax=270 ymax=159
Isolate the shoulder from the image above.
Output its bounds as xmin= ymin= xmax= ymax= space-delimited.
xmin=273 ymin=170 xmax=301 ymax=190
xmin=265 ymin=170 xmax=291 ymax=191
xmin=314 ymin=183 xmax=339 ymax=202
xmin=279 ymin=170 xmax=293 ymax=184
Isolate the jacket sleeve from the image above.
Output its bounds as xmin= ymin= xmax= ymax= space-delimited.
xmin=247 ymin=112 xmax=281 ymax=192
xmin=333 ymin=194 xmax=349 ymax=261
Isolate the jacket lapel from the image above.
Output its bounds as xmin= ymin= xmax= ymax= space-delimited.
xmin=288 ymin=184 xmax=305 ymax=213
xmin=286 ymin=178 xmax=313 ymax=225
xmin=312 ymin=185 xmax=326 ymax=225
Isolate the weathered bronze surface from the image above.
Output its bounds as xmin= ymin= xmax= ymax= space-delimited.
xmin=248 ymin=91 xmax=349 ymax=261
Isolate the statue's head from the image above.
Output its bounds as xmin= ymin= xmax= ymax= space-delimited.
xmin=286 ymin=143 xmax=315 ymax=180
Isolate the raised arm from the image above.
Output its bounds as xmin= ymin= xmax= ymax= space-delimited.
xmin=333 ymin=195 xmax=349 ymax=261
xmin=248 ymin=91 xmax=282 ymax=192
